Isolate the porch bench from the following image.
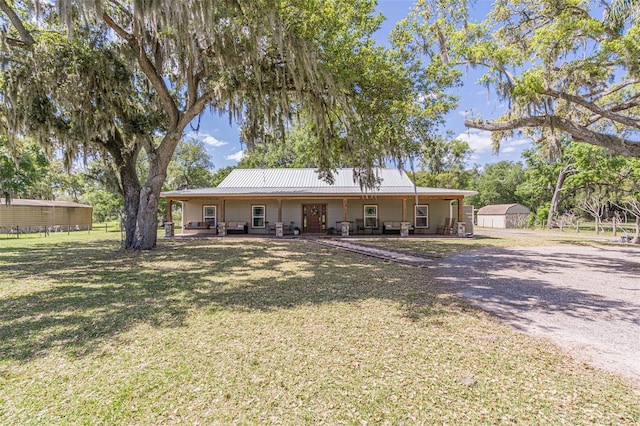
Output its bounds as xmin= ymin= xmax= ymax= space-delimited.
xmin=225 ymin=221 xmax=248 ymax=234
xmin=185 ymin=221 xmax=214 ymax=230
xmin=382 ymin=221 xmax=414 ymax=234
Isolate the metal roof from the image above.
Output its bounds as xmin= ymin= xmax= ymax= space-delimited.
xmin=1 ymin=199 xmax=92 ymax=208
xmin=217 ymin=168 xmax=414 ymax=188
xmin=476 ymin=203 xmax=530 ymax=215
xmin=161 ymin=168 xmax=477 ymax=198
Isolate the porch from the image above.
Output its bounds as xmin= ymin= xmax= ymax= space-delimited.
xmin=165 ymin=196 xmax=472 ymax=238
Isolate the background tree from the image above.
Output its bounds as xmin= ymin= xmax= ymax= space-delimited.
xmin=165 ymin=139 xmax=215 ymax=190
xmin=238 ymin=124 xmax=319 ymax=169
xmin=411 ymin=134 xmax=476 ymax=189
xmin=465 ymin=161 xmax=526 ymax=207
xmin=0 ymin=137 xmax=50 ymax=203
xmin=211 ymin=166 xmax=236 ymax=188
xmin=578 ymin=194 xmax=610 ymax=235
xmin=516 ymin=139 xmax=586 ymax=229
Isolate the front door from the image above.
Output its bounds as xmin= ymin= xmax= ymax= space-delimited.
xmin=303 ymin=204 xmax=326 ymax=233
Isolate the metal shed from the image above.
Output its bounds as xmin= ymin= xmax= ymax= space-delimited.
xmin=476 ymin=203 xmax=530 ymax=229
xmin=0 ymin=199 xmax=93 ymax=233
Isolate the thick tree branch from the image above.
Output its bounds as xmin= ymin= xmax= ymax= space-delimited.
xmin=543 ymin=89 xmax=640 ymax=129
xmin=101 ymin=11 xmax=180 ymax=128
xmin=465 ymin=115 xmax=640 ymax=157
xmin=154 ymin=90 xmax=217 ymax=163
xmin=3 ymin=36 xmax=31 ymax=48
xmin=179 ymin=91 xmax=217 ymax=135
xmin=0 ymin=0 xmax=35 ymax=46
xmin=595 ymin=78 xmax=640 ymax=100
xmin=186 ymin=59 xmax=198 ymax=110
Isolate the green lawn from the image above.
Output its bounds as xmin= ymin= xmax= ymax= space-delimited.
xmin=1 ymin=233 xmax=638 ymax=424
xmin=364 ymin=229 xmax=627 ymax=258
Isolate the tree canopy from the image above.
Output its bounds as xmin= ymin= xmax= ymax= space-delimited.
xmin=1 ymin=0 xmax=444 ymax=249
xmin=0 ymin=137 xmax=50 ymax=203
xmin=397 ymin=0 xmax=640 ymax=158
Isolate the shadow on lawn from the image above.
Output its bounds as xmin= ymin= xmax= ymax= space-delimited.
xmin=0 ymin=238 xmax=458 ymax=361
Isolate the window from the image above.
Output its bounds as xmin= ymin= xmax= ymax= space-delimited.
xmin=203 ymin=205 xmax=217 ymax=227
xmin=364 ymin=205 xmax=378 ymax=228
xmin=415 ymin=205 xmax=429 ymax=228
xmin=252 ymin=205 xmax=266 ymax=228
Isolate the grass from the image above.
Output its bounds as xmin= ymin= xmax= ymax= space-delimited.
xmin=1 ymin=233 xmax=639 ymax=424
xmin=363 ymin=228 xmax=631 ymax=258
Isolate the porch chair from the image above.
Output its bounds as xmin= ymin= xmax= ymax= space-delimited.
xmin=448 ymin=218 xmax=457 ymax=235
xmin=437 ymin=218 xmax=451 ymax=235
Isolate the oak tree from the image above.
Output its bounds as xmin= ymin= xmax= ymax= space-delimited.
xmin=397 ymin=0 xmax=640 ymax=158
xmin=1 ymin=0 xmax=431 ymax=249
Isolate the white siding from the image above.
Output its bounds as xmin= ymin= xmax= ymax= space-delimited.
xmin=477 ymin=214 xmax=507 ymax=229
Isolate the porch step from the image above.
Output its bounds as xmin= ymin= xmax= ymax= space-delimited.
xmin=309 ymin=239 xmax=433 ymax=267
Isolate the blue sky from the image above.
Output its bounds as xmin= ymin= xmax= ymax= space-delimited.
xmin=189 ymin=0 xmax=531 ymax=170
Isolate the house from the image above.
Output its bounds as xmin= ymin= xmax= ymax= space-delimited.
xmin=0 ymin=199 xmax=93 ymax=233
xmin=160 ymin=168 xmax=477 ymax=237
xmin=476 ymin=203 xmax=531 ymax=229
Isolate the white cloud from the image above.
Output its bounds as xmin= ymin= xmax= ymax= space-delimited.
xmin=225 ymin=150 xmax=245 ymax=162
xmin=457 ymin=129 xmax=533 ymax=158
xmin=504 ymin=137 xmax=531 ymax=147
xmin=186 ymin=132 xmax=228 ymax=148
xmin=456 ymin=129 xmax=493 ymax=154
xmin=202 ymin=135 xmax=228 ymax=147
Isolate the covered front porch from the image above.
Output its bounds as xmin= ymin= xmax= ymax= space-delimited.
xmin=164 ymin=194 xmax=472 ymax=238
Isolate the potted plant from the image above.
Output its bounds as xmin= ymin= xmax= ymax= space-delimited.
xmin=293 ymin=226 xmax=300 ymax=235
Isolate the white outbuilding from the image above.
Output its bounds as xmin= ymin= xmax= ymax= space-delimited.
xmin=476 ymin=203 xmax=530 ymax=229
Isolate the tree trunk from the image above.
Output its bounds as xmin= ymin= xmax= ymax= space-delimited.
xmin=633 ymin=216 xmax=640 ymax=244
xmin=547 ymin=164 xmax=573 ymax=229
xmin=104 ymin=133 xmax=142 ymax=250
xmin=132 ymin=173 xmax=165 ymax=250
xmin=120 ymin=166 xmax=141 ymax=250
xmin=130 ymin=134 xmax=179 ymax=250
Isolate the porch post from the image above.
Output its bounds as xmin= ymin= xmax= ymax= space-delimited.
xmin=400 ymin=222 xmax=411 ymax=237
xmin=342 ymin=198 xmax=348 ymax=222
xmin=278 ymin=199 xmax=283 ymax=222
xmin=402 ymin=198 xmax=407 ymax=222
xmin=220 ymin=199 xmax=226 ymax=222
xmin=167 ymin=200 xmax=173 ymax=223
xmin=341 ymin=221 xmax=350 ymax=237
xmin=341 ymin=199 xmax=349 ymax=237
xmin=456 ymin=197 xmax=465 ymax=237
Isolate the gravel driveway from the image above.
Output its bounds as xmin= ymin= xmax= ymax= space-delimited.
xmin=430 ymin=242 xmax=640 ymax=386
